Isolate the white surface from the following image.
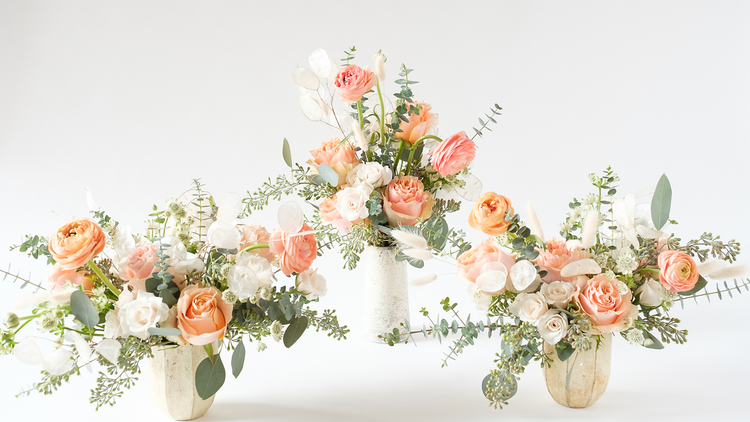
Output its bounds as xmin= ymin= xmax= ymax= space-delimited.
xmin=1 ymin=1 xmax=749 ymax=421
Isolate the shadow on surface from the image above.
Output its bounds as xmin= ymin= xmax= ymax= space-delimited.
xmin=197 ymin=402 xmax=354 ymax=422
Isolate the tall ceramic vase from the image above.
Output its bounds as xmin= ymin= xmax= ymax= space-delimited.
xmin=542 ymin=334 xmax=612 ymax=408
xmin=147 ymin=345 xmax=215 ymax=420
xmin=363 ymin=245 xmax=410 ymax=343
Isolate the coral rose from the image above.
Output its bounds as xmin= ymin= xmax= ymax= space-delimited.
xmin=48 ymin=219 xmax=106 ymax=271
xmin=429 ymin=131 xmax=476 ymax=176
xmin=576 ymin=274 xmax=638 ymax=333
xmin=657 ymin=250 xmax=700 ymax=293
xmin=395 ymin=101 xmax=439 ymax=144
xmin=319 ymin=194 xmax=357 ymax=234
xmin=239 ymin=225 xmax=275 ymax=262
xmin=535 ymin=238 xmax=592 ymax=283
xmin=309 ymin=138 xmax=360 ymax=187
xmin=457 ymin=238 xmax=516 ymax=284
xmin=382 ymin=176 xmax=435 ymax=226
xmin=468 ymin=192 xmax=513 ymax=236
xmin=269 ymin=222 xmax=318 ymax=276
xmin=48 ymin=265 xmax=94 ymax=294
xmin=175 ymin=285 xmax=233 ymax=346
xmin=118 ymin=243 xmax=159 ymax=281
xmin=334 ymin=64 xmax=375 ymax=104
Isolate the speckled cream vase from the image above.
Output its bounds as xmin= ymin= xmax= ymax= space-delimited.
xmin=542 ymin=334 xmax=612 ymax=408
xmin=363 ymin=245 xmax=410 ymax=343
xmin=147 ymin=345 xmax=215 ymax=420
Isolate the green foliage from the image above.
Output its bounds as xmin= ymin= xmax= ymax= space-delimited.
xmin=0 ymin=265 xmax=46 ymax=290
xmin=678 ymin=278 xmax=750 ymax=307
xmin=231 ymin=340 xmax=245 ymax=378
xmin=283 ymin=316 xmax=309 ymax=348
xmin=69 ymin=290 xmax=100 ymax=330
xmin=651 ymin=174 xmax=672 ymax=231
xmin=678 ymin=275 xmax=708 ymax=296
xmin=11 ymin=235 xmax=55 ymax=265
xmin=195 ymin=354 xmax=226 ymax=400
xmin=640 ymin=314 xmax=688 ymax=345
xmin=282 ymin=138 xmax=293 ymax=168
xmin=304 ymin=308 xmax=350 ymax=340
xmin=471 ymin=104 xmax=503 ymax=140
xmin=341 ymin=46 xmax=356 ymax=65
xmin=90 ymin=337 xmax=152 ymax=409
xmin=674 ymin=232 xmax=741 ymax=263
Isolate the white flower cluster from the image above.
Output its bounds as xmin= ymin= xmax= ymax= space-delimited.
xmin=508 ymin=280 xmax=579 ymax=345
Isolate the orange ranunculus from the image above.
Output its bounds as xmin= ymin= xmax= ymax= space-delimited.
xmin=534 ymin=238 xmax=591 ymax=283
xmin=429 ymin=131 xmax=476 ymax=176
xmin=334 ymin=64 xmax=376 ymax=104
xmin=239 ymin=225 xmax=275 ymax=262
xmin=309 ymin=138 xmax=360 ymax=187
xmin=468 ymin=192 xmax=513 ymax=236
xmin=657 ymin=250 xmax=700 ymax=293
xmin=48 ymin=219 xmax=106 ymax=271
xmin=395 ymin=101 xmax=438 ymax=144
xmin=175 ymin=285 xmax=233 ymax=346
xmin=48 ymin=265 xmax=94 ymax=294
xmin=268 ymin=222 xmax=318 ymax=276
xmin=382 ymin=176 xmax=435 ymax=226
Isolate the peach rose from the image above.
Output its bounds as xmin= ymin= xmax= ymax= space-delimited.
xmin=382 ymin=176 xmax=435 ymax=226
xmin=175 ymin=285 xmax=233 ymax=346
xmin=269 ymin=222 xmax=318 ymax=276
xmin=576 ymin=274 xmax=638 ymax=333
xmin=48 ymin=265 xmax=94 ymax=294
xmin=657 ymin=250 xmax=700 ymax=293
xmin=319 ymin=194 xmax=358 ymax=234
xmin=457 ymin=238 xmax=516 ymax=284
xmin=395 ymin=101 xmax=439 ymax=144
xmin=535 ymin=238 xmax=592 ymax=283
xmin=429 ymin=131 xmax=476 ymax=176
xmin=334 ymin=64 xmax=375 ymax=103
xmin=48 ymin=219 xmax=106 ymax=271
xmin=468 ymin=192 xmax=513 ymax=236
xmin=309 ymin=138 xmax=360 ymax=187
xmin=119 ymin=243 xmax=159 ymax=281
xmin=239 ymin=225 xmax=275 ymax=262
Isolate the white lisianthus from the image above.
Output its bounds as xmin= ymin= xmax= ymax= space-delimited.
xmin=538 ymin=310 xmax=568 ymax=345
xmin=540 ymin=281 xmax=577 ymax=309
xmin=354 ymin=162 xmax=392 ymax=191
xmin=475 ymin=262 xmax=508 ymax=296
xmin=335 ymin=186 xmax=371 ymax=221
xmin=236 ymin=252 xmax=275 ymax=288
xmin=508 ymin=292 xmax=548 ymax=326
xmin=113 ymin=225 xmax=136 ymax=257
xmin=116 ymin=291 xmax=169 ymax=340
xmin=228 ymin=253 xmax=274 ymax=301
xmin=635 ymin=279 xmax=664 ymax=307
xmin=467 ymin=284 xmax=492 ymax=311
xmin=509 ymin=260 xmax=538 ymax=291
xmin=174 ymin=258 xmax=205 ymax=275
xmin=158 ymin=235 xmax=188 ymax=266
xmin=296 ymin=268 xmax=328 ymax=300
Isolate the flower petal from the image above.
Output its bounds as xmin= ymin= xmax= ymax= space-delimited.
xmin=292 ymin=67 xmax=320 ymax=91
xmin=560 ymin=258 xmax=602 ymax=277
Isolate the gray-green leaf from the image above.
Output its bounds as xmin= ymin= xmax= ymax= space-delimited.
xmin=147 ymin=327 xmax=181 ymax=336
xmin=678 ymin=275 xmax=708 ymax=296
xmin=318 ymin=163 xmax=339 ymax=186
xmin=70 ymin=290 xmax=99 ymax=329
xmin=283 ymin=315 xmax=309 ymax=348
xmin=282 ymin=138 xmax=293 ymax=168
xmin=651 ymin=174 xmax=672 ymax=230
xmin=231 ymin=341 xmax=245 ymax=379
xmin=642 ymin=330 xmax=665 ymax=349
xmin=195 ymin=355 xmax=226 ymax=400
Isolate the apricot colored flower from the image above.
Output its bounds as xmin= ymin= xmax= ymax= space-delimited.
xmin=657 ymin=250 xmax=700 ymax=293
xmin=382 ymin=176 xmax=435 ymax=226
xmin=429 ymin=131 xmax=476 ymax=176
xmin=48 ymin=265 xmax=94 ymax=294
xmin=239 ymin=225 xmax=275 ymax=262
xmin=175 ymin=285 xmax=233 ymax=346
xmin=457 ymin=238 xmax=516 ymax=284
xmin=269 ymin=222 xmax=318 ymax=276
xmin=309 ymin=138 xmax=360 ymax=187
xmin=468 ymin=192 xmax=513 ymax=236
xmin=576 ymin=274 xmax=638 ymax=333
xmin=395 ymin=101 xmax=438 ymax=144
xmin=118 ymin=243 xmax=159 ymax=281
xmin=48 ymin=219 xmax=106 ymax=270
xmin=334 ymin=64 xmax=375 ymax=103
xmin=534 ymin=238 xmax=591 ymax=283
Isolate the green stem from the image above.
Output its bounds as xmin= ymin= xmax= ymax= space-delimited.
xmin=238 ymin=243 xmax=270 ymax=254
xmin=596 ymin=185 xmax=602 ymax=245
xmin=88 ymin=260 xmax=120 ymax=298
xmin=13 ymin=318 xmax=33 ymax=335
xmin=356 ymin=99 xmax=373 ymax=161
xmin=404 ymin=135 xmax=442 ymax=174
xmin=393 ymin=140 xmax=406 ymax=174
xmin=376 ymin=77 xmax=386 ymax=147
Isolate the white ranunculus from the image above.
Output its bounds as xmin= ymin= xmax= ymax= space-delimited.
xmin=116 ymin=291 xmax=169 ymax=340
xmin=296 ymin=268 xmax=328 ymax=300
xmin=207 ymin=221 xmax=242 ymax=250
xmin=335 ymin=186 xmax=371 ymax=222
xmin=355 ymin=162 xmax=392 ymax=191
xmin=635 ymin=279 xmax=664 ymax=307
xmin=509 ymin=260 xmax=538 ymax=291
xmin=508 ymin=292 xmax=548 ymax=326
xmin=475 ymin=262 xmax=508 ymax=296
xmin=540 ymin=281 xmax=577 ymax=309
xmin=227 ymin=265 xmax=259 ymax=301
xmin=467 ymin=284 xmax=492 ymax=311
xmin=538 ymin=310 xmax=568 ymax=345
xmin=174 ymin=258 xmax=205 ymax=275
xmin=159 ymin=235 xmax=188 ymax=265
xmin=235 ymin=252 xmax=275 ymax=288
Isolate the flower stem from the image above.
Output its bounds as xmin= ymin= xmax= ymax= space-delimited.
xmin=393 ymin=140 xmax=406 ymax=174
xmin=13 ymin=318 xmax=33 ymax=335
xmin=88 ymin=260 xmax=120 ymax=298
xmin=376 ymin=77 xmax=386 ymax=147
xmin=404 ymin=135 xmax=442 ymax=175
xmin=238 ymin=243 xmax=270 ymax=254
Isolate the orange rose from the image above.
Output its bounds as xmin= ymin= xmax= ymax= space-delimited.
xmin=309 ymin=138 xmax=360 ymax=187
xmin=382 ymin=176 xmax=435 ymax=226
xmin=456 ymin=238 xmax=515 ymax=284
xmin=468 ymin=192 xmax=513 ymax=235
xmin=657 ymin=250 xmax=700 ymax=293
xmin=268 ymin=222 xmax=318 ymax=276
xmin=534 ymin=238 xmax=591 ymax=283
xmin=395 ymin=101 xmax=438 ymax=144
xmin=48 ymin=219 xmax=106 ymax=271
xmin=175 ymin=285 xmax=233 ymax=346
xmin=334 ymin=64 xmax=375 ymax=103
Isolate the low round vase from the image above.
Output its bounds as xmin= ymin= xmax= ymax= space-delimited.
xmin=542 ymin=334 xmax=612 ymax=408
xmin=363 ymin=245 xmax=410 ymax=343
xmin=147 ymin=345 xmax=215 ymax=421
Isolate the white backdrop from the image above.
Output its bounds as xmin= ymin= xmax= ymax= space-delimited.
xmin=1 ymin=1 xmax=749 ymax=421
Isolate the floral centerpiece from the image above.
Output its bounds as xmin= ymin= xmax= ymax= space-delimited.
xmin=384 ymin=168 xmax=748 ymax=408
xmin=1 ymin=181 xmax=347 ymax=414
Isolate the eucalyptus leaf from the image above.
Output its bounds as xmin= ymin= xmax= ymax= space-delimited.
xmin=70 ymin=290 xmax=99 ymax=329
xmin=642 ymin=330 xmax=665 ymax=350
xmin=195 ymin=355 xmax=226 ymax=400
xmin=651 ymin=174 xmax=672 ymax=230
xmin=678 ymin=275 xmax=708 ymax=296
xmin=556 ymin=343 xmax=575 ymax=362
xmin=147 ymin=327 xmax=181 ymax=336
xmin=318 ymin=163 xmax=340 ymax=186
xmin=282 ymin=138 xmax=293 ymax=168
xmin=283 ymin=316 xmax=309 ymax=348
xmin=231 ymin=341 xmax=245 ymax=379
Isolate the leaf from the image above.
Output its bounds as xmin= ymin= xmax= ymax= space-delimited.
xmin=556 ymin=344 xmax=576 ymax=362
xmin=147 ymin=327 xmax=181 ymax=336
xmin=318 ymin=163 xmax=340 ymax=186
xmin=642 ymin=330 xmax=665 ymax=350
xmin=650 ymin=174 xmax=672 ymax=230
xmin=283 ymin=315 xmax=309 ymax=348
xmin=70 ymin=290 xmax=99 ymax=329
xmin=425 ymin=217 xmax=449 ymax=251
xmin=678 ymin=275 xmax=708 ymax=296
xmin=231 ymin=341 xmax=245 ymax=379
xmin=282 ymin=138 xmax=293 ymax=168
xmin=195 ymin=355 xmax=226 ymax=400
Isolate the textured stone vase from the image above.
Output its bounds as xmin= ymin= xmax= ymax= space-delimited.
xmin=363 ymin=245 xmax=410 ymax=343
xmin=542 ymin=334 xmax=612 ymax=408
xmin=147 ymin=345 xmax=215 ymax=420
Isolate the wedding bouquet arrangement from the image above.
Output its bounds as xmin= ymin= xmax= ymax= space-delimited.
xmin=1 ymin=181 xmax=348 ymax=408
xmin=244 ymin=47 xmax=503 ymax=268
xmin=384 ymin=168 xmax=748 ymax=408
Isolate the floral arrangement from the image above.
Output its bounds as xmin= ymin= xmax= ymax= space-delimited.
xmin=0 ymin=181 xmax=348 ymax=408
xmin=244 ymin=47 xmax=504 ymax=268
xmin=383 ymin=168 xmax=748 ymax=408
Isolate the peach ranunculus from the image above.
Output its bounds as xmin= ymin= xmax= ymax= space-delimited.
xmin=309 ymin=138 xmax=360 ymax=187
xmin=48 ymin=265 xmax=94 ymax=293
xmin=175 ymin=285 xmax=233 ymax=346
xmin=334 ymin=64 xmax=376 ymax=104
xmin=457 ymin=238 xmax=516 ymax=284
xmin=657 ymin=250 xmax=700 ymax=293
xmin=382 ymin=176 xmax=435 ymax=226
xmin=535 ymin=238 xmax=591 ymax=283
xmin=395 ymin=101 xmax=439 ymax=144
xmin=239 ymin=225 xmax=275 ymax=262
xmin=576 ymin=274 xmax=638 ymax=333
xmin=269 ymin=222 xmax=318 ymax=276
xmin=429 ymin=131 xmax=476 ymax=176
xmin=48 ymin=219 xmax=106 ymax=271
xmin=119 ymin=243 xmax=159 ymax=281
xmin=468 ymin=192 xmax=513 ymax=236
